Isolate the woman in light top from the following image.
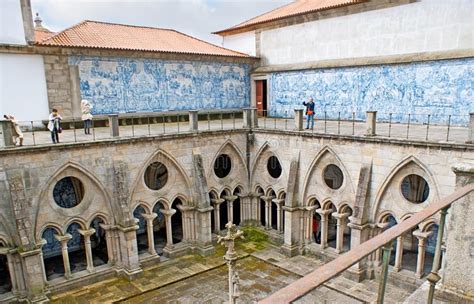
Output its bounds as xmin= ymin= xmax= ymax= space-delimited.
xmin=81 ymin=100 xmax=93 ymax=135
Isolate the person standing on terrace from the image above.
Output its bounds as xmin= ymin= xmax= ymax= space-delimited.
xmin=48 ymin=109 xmax=62 ymax=144
xmin=303 ymin=97 xmax=315 ymax=130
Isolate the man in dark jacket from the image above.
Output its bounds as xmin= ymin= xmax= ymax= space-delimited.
xmin=303 ymin=97 xmax=315 ymax=129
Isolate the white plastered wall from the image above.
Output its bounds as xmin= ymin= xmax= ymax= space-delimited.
xmin=0 ymin=54 xmax=49 ymax=122
xmin=259 ymin=0 xmax=474 ymax=65
xmin=222 ymin=31 xmax=256 ymax=56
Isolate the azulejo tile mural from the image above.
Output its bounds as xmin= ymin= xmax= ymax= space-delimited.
xmin=270 ymin=58 xmax=473 ymax=125
xmin=69 ymin=56 xmax=250 ymax=114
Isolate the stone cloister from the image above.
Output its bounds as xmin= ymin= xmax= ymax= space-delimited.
xmin=0 ymin=124 xmax=471 ymax=302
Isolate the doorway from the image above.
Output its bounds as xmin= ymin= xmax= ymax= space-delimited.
xmin=255 ymin=80 xmax=267 ymax=116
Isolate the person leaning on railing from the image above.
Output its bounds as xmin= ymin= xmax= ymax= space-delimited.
xmin=3 ymin=114 xmax=24 ymax=146
xmin=81 ymin=99 xmax=93 ymax=135
xmin=48 ymin=109 xmax=62 ymax=144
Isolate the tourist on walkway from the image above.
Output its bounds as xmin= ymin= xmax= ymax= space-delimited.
xmin=3 ymin=114 xmax=24 ymax=146
xmin=303 ymin=97 xmax=315 ymax=130
xmin=48 ymin=109 xmax=62 ymax=144
xmin=81 ymin=99 xmax=93 ymax=135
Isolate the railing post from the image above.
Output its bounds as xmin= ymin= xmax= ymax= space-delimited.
xmin=377 ymin=242 xmax=392 ymax=304
xmin=0 ymin=120 xmax=15 ymax=147
xmin=243 ymin=108 xmax=258 ymax=129
xmin=108 ymin=114 xmax=119 ymax=137
xmin=427 ymin=206 xmax=449 ymax=303
xmin=366 ymin=111 xmax=377 ymax=136
xmin=468 ymin=112 xmax=474 ymax=143
xmin=189 ymin=110 xmax=199 ymax=132
xmin=294 ymin=108 xmax=304 ymax=131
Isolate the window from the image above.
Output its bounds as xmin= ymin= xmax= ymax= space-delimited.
xmin=144 ymin=162 xmax=168 ymax=190
xmin=53 ymin=177 xmax=84 ymax=208
xmin=323 ymin=164 xmax=344 ymax=190
xmin=214 ymin=154 xmax=232 ymax=178
xmin=401 ymin=174 xmax=429 ymax=203
xmin=267 ymin=156 xmax=282 ymax=178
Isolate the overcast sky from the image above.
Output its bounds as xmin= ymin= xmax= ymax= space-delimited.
xmin=31 ymin=0 xmax=293 ymax=45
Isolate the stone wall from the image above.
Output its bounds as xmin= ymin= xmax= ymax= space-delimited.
xmin=43 ymin=54 xmax=75 ymax=118
xmin=268 ymin=57 xmax=474 ymax=125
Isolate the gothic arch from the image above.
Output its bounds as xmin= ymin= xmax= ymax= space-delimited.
xmin=302 ymin=145 xmax=355 ymax=207
xmin=130 ymin=148 xmax=192 ymax=209
xmin=152 ymin=198 xmax=171 ymax=211
xmin=36 ymin=223 xmax=63 ymax=241
xmin=372 ymin=155 xmax=440 ymax=221
xmin=63 ymin=218 xmax=87 ymax=234
xmin=250 ymin=141 xmax=286 ymax=189
xmin=86 ymin=213 xmax=110 ymax=227
xmin=420 ymin=219 xmax=438 ymax=232
xmin=208 ymin=139 xmax=249 ymax=190
xmin=33 ymin=161 xmax=115 ymax=241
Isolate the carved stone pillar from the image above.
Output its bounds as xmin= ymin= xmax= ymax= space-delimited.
xmin=161 ymin=209 xmax=176 ymax=249
xmin=223 ymin=195 xmax=238 ymax=224
xmin=211 ymin=198 xmax=225 ymax=233
xmin=78 ymin=228 xmax=97 ymax=272
xmin=141 ymin=213 xmax=158 ymax=256
xmin=304 ymin=205 xmax=318 ymax=243
xmin=393 ymin=235 xmax=404 ymax=272
xmin=273 ymin=198 xmax=285 ymax=233
xmin=374 ymin=222 xmax=390 ymax=267
xmin=261 ymin=196 xmax=274 ymax=229
xmin=99 ymin=224 xmax=115 ymax=265
xmin=55 ymin=234 xmax=72 ymax=279
xmin=316 ymin=209 xmax=332 ymax=248
xmin=413 ymin=230 xmax=431 ymax=278
xmin=116 ymin=224 xmax=142 ymax=279
xmin=195 ymin=205 xmax=215 ymax=256
xmin=18 ymin=248 xmax=48 ymax=302
xmin=332 ymin=212 xmax=350 ymax=253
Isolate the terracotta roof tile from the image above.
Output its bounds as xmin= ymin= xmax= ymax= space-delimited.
xmin=35 ymin=29 xmax=55 ymax=43
xmin=214 ymin=0 xmax=367 ymax=35
xmin=37 ymin=20 xmax=251 ymax=58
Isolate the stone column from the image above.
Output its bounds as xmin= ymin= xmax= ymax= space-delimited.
xmin=189 ymin=110 xmax=199 ymax=132
xmin=211 ymin=198 xmax=225 ymax=233
xmin=18 ymin=248 xmax=49 ymax=302
xmin=366 ymin=111 xmax=377 ymax=136
xmin=141 ymin=213 xmax=158 ymax=256
xmin=273 ymin=199 xmax=285 ymax=233
xmin=78 ymin=228 xmax=97 ymax=272
xmin=261 ymin=196 xmax=273 ymax=229
xmin=392 ymin=235 xmax=404 ymax=272
xmin=100 ymin=224 xmax=115 ymax=265
xmin=316 ymin=209 xmax=332 ymax=248
xmin=294 ymin=109 xmax=304 ymax=131
xmin=161 ymin=209 xmax=177 ymax=249
xmin=116 ymin=224 xmax=142 ymax=279
xmin=195 ymin=205 xmax=215 ymax=256
xmin=0 ymin=120 xmax=15 ymax=147
xmin=332 ymin=212 xmax=350 ymax=253
xmin=346 ymin=219 xmax=373 ymax=282
xmin=304 ymin=206 xmax=318 ymax=243
xmin=243 ymin=108 xmax=258 ymax=128
xmin=413 ymin=230 xmax=431 ymax=278
xmin=468 ymin=112 xmax=474 ymax=143
xmin=281 ymin=205 xmax=303 ymax=257
xmin=55 ymin=234 xmax=73 ymax=279
xmin=108 ymin=114 xmax=120 ymax=137
xmin=223 ymin=195 xmax=238 ymax=224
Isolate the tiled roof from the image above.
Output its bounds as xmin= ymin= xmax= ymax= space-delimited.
xmin=37 ymin=20 xmax=251 ymax=58
xmin=35 ymin=29 xmax=55 ymax=43
xmin=214 ymin=0 xmax=367 ymax=35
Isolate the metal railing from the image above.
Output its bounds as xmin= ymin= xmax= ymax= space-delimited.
xmin=259 ymin=183 xmax=474 ymax=304
xmin=0 ymin=109 xmax=471 ymax=149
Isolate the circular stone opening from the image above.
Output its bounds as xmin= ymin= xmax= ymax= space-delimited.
xmin=144 ymin=162 xmax=168 ymax=190
xmin=214 ymin=154 xmax=232 ymax=178
xmin=323 ymin=164 xmax=344 ymax=190
xmin=267 ymin=156 xmax=282 ymax=178
xmin=401 ymin=174 xmax=430 ymax=203
xmin=53 ymin=177 xmax=85 ymax=208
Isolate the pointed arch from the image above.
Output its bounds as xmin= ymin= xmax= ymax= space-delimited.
xmin=207 ymin=139 xmax=248 ymax=183
xmin=250 ymin=141 xmax=284 ymax=186
xmin=372 ymin=155 xmax=440 ymax=220
xmin=420 ymin=218 xmax=438 ymax=232
xmin=152 ymin=198 xmax=171 ymax=211
xmin=87 ymin=213 xmax=110 ymax=227
xmin=36 ymin=223 xmax=63 ymax=242
xmin=302 ymin=145 xmax=355 ymax=203
xmin=33 ymin=161 xmax=116 ymax=239
xmin=377 ymin=211 xmax=398 ymax=224
xmin=63 ymin=218 xmax=87 ymax=234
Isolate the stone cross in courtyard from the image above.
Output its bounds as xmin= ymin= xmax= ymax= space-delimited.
xmin=218 ymin=221 xmax=244 ymax=304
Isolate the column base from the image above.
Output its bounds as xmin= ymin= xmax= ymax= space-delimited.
xmin=344 ymin=265 xmax=368 ymax=283
xmin=393 ymin=266 xmax=401 ymax=272
xmin=196 ymin=243 xmax=215 ymax=257
xmin=280 ymin=244 xmax=300 ymax=257
xmin=163 ymin=243 xmax=190 ymax=258
xmin=118 ymin=267 xmax=143 ymax=281
xmin=29 ymin=294 xmax=50 ymax=304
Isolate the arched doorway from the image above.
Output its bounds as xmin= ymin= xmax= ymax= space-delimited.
xmin=41 ymin=227 xmax=64 ymax=280
xmin=219 ymin=191 xmax=229 ymax=230
xmin=311 ymin=200 xmax=321 ymax=244
xmin=153 ymin=202 xmax=167 ymax=255
xmin=90 ymin=217 xmax=108 ymax=267
xmin=0 ymin=241 xmax=12 ymax=295
xmin=325 ymin=203 xmax=337 ymax=249
xmin=133 ymin=205 xmax=149 ymax=255
xmin=66 ymin=222 xmax=87 ymax=274
xmin=233 ymin=188 xmax=241 ymax=226
xmin=171 ymin=198 xmax=183 ymax=244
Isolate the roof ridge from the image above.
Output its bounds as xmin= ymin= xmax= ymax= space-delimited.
xmin=81 ymin=19 xmax=176 ymax=32
xmin=37 ymin=19 xmax=88 ymax=44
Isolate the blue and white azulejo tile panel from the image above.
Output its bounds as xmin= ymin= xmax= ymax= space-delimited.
xmin=69 ymin=56 xmax=250 ymax=114
xmin=269 ymin=58 xmax=474 ymax=125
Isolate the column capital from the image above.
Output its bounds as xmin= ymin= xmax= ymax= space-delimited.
xmin=160 ymin=208 xmax=177 ymax=217
xmin=211 ymin=198 xmax=225 ymax=205
xmin=176 ymin=204 xmax=195 ymax=212
xmin=272 ymin=198 xmax=285 ymax=206
xmin=413 ymin=230 xmax=432 ymax=241
xmin=54 ymin=233 xmax=72 ymax=243
xmin=260 ymin=195 xmax=275 ymax=203
xmin=141 ymin=213 xmax=158 ymax=221
xmin=331 ymin=212 xmax=350 ymax=220
xmin=223 ymin=195 xmax=239 ymax=202
xmin=316 ymin=208 xmax=332 ymax=217
xmin=78 ymin=228 xmax=96 ymax=237
xmin=376 ymin=222 xmax=390 ymax=230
